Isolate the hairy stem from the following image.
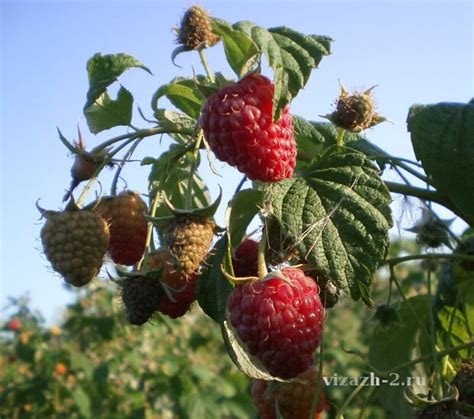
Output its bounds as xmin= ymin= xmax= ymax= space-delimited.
xmin=336 ymin=127 xmax=346 ymax=147
xmin=91 ymin=126 xmax=193 ymax=153
xmin=426 ymin=263 xmax=443 ymax=399
xmin=110 ymin=138 xmax=143 ymax=196
xmin=383 ymin=252 xmax=474 ymax=267
xmin=384 ymin=181 xmax=454 ymax=208
xmin=185 ymin=131 xmax=203 ymax=210
xmin=137 ymin=190 xmax=162 ymax=272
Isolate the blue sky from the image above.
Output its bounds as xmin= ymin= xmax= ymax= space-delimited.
xmin=1 ymin=0 xmax=473 ymax=324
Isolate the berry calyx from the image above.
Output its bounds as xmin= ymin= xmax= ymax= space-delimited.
xmin=96 ymin=191 xmax=148 ymax=266
xmin=227 ymin=267 xmax=324 ymax=379
xmin=200 ymin=73 xmax=297 ymax=182
xmin=252 ymin=366 xmax=328 ymax=419
xmin=324 ymin=85 xmax=385 ymax=133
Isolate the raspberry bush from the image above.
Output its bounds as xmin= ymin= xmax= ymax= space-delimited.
xmin=27 ymin=4 xmax=474 ymax=417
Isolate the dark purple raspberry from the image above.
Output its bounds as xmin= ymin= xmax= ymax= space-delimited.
xmin=227 ymin=268 xmax=324 ymax=379
xmin=232 ymin=238 xmax=259 ymax=277
xmin=200 ymin=74 xmax=296 ymax=182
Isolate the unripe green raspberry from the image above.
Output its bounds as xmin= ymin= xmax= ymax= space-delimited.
xmin=40 ymin=208 xmax=110 ymax=286
xmin=164 ymin=215 xmax=216 ymax=275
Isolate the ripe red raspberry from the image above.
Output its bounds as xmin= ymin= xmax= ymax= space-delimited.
xmin=157 ymin=278 xmax=198 ymax=319
xmin=97 ymin=191 xmax=148 ymax=266
xmin=148 ymin=250 xmax=198 ymax=319
xmin=232 ymin=238 xmax=259 ymax=277
xmin=252 ymin=366 xmax=328 ymax=419
xmin=7 ymin=318 xmax=21 ymax=332
xmin=227 ymin=268 xmax=324 ymax=379
xmin=200 ymin=74 xmax=296 ymax=182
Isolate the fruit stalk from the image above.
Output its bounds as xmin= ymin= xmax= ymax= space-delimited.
xmin=336 ymin=127 xmax=345 ymax=147
xmin=199 ymin=49 xmax=214 ymax=82
xmin=185 ymin=131 xmax=204 ymax=210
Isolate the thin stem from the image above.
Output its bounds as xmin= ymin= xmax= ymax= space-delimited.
xmin=336 ymin=127 xmax=346 ymax=147
xmin=384 ymin=181 xmax=455 ymax=210
xmin=394 ymin=166 xmax=459 ymax=247
xmin=426 ymin=260 xmax=443 ymax=399
xmin=391 ymin=274 xmax=432 ymax=341
xmin=110 ymin=138 xmax=143 ymax=196
xmin=310 ymin=331 xmax=325 ymax=418
xmin=234 ymin=176 xmax=248 ymax=195
xmin=387 ymin=265 xmax=395 ymax=305
xmin=185 ymin=131 xmax=203 ymax=210
xmin=76 ymin=136 xmax=137 ymax=207
xmin=387 ymin=341 xmax=474 ymax=374
xmin=198 ymin=49 xmax=214 ymax=83
xmin=335 ymin=381 xmax=366 ymax=419
xmin=137 ymin=191 xmax=162 ymax=272
xmin=377 ymin=156 xmax=423 ymax=168
xmin=91 ymin=126 xmax=193 ymax=153
xmin=383 ymin=252 xmax=474 ymax=267
xmin=393 ymin=160 xmax=431 ymax=185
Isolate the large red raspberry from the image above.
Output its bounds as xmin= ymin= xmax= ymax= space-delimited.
xmin=200 ymin=74 xmax=296 ymax=182
xmin=227 ymin=268 xmax=324 ymax=379
xmin=252 ymin=366 xmax=328 ymax=419
xmin=96 ymin=191 xmax=148 ymax=266
xmin=232 ymin=238 xmax=259 ymax=277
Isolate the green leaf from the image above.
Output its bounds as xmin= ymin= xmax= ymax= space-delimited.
xmin=154 ymin=109 xmax=195 ymax=143
xmin=435 ymin=256 xmax=474 ymax=359
xmin=84 ymin=86 xmax=133 ymax=134
xmin=196 ymin=236 xmax=234 ymax=323
xmin=369 ymin=295 xmax=431 ymax=417
xmin=407 ymin=101 xmax=474 ymax=225
xmin=232 ymin=22 xmax=332 ymax=118
xmin=226 ymin=189 xmax=262 ymax=248
xmin=70 ymin=353 xmax=94 ymax=379
xmin=263 ymin=146 xmax=393 ymax=303
xmin=151 ymin=77 xmax=206 ymax=119
xmin=212 ymin=19 xmax=259 ymax=76
xmin=221 ymin=319 xmax=290 ymax=382
xmin=146 ymin=144 xmax=211 ymax=218
xmin=293 ymin=118 xmax=364 ymax=168
xmin=72 ymin=387 xmax=91 ymax=418
xmin=85 ymin=53 xmax=151 ymax=109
